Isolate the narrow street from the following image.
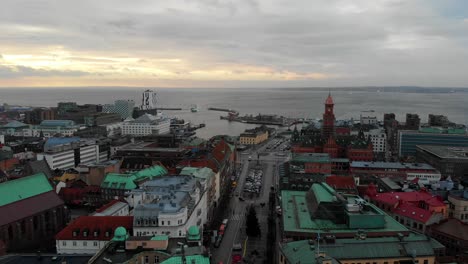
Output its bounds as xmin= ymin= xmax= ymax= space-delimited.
xmin=211 ymin=135 xmax=289 ymax=264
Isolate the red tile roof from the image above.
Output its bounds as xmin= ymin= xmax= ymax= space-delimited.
xmin=0 ymin=191 xmax=64 ymax=226
xmin=325 ymin=176 xmax=356 ymax=191
xmin=95 ymin=200 xmax=122 ymax=213
xmin=393 ymin=202 xmax=433 ymax=223
xmin=371 ymin=189 xmax=445 ymax=207
xmin=55 ymin=216 xmax=133 ymax=241
xmin=430 ymin=218 xmax=468 ymax=241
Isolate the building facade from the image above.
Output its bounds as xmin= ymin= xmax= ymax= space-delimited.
xmin=416 ymin=145 xmax=468 ymax=181
xmin=239 ymin=126 xmax=269 ymax=145
xmin=121 ymin=113 xmax=171 ymax=136
xmin=37 ymin=137 xmax=102 ymax=170
xmin=55 ymin=216 xmax=133 ymax=254
xmin=126 ymin=176 xmax=208 ymax=238
xmin=0 ymin=173 xmax=68 ymax=252
xmin=398 ymin=129 xmax=468 ymax=157
xmin=322 ymin=94 xmax=335 ymax=140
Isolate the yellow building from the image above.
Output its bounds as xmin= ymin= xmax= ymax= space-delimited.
xmin=279 ymin=233 xmax=445 ymax=264
xmin=448 ymin=191 xmax=468 ymax=223
xmin=239 ymin=127 xmax=269 ymax=145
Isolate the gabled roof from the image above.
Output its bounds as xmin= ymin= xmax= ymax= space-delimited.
xmin=393 ymin=202 xmax=434 ymax=223
xmin=371 ymin=189 xmax=445 ymax=207
xmin=325 ymin=176 xmax=356 ymax=191
xmin=23 ymin=160 xmax=53 ymax=178
xmin=430 ymin=218 xmax=468 ymax=241
xmin=0 ymin=191 xmax=64 ymax=226
xmin=55 ymin=216 xmax=133 ymax=241
xmin=101 ymin=165 xmax=167 ymax=189
xmin=0 ymin=173 xmax=52 ymax=207
xmin=2 ymin=120 xmax=28 ymax=128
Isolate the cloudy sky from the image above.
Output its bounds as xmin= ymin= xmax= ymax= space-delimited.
xmin=0 ymin=0 xmax=467 ymax=88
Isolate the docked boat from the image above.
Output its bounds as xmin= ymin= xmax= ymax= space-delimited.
xmin=190 ymin=104 xmax=199 ymax=112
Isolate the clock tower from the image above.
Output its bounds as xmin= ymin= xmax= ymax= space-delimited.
xmin=322 ymin=93 xmax=335 ymax=140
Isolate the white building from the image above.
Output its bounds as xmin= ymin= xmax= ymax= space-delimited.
xmin=37 ymin=137 xmax=100 ymax=170
xmin=140 ymin=89 xmax=158 ymax=110
xmin=55 ymin=216 xmax=132 ymax=255
xmin=406 ymin=172 xmax=442 ymax=185
xmin=352 ymin=128 xmax=387 ymax=153
xmin=92 ymin=200 xmax=130 ymax=216
xmin=126 ymin=176 xmax=207 ymax=238
xmin=360 ymin=111 xmax=378 ymax=126
xmin=121 ymin=113 xmax=171 ymax=136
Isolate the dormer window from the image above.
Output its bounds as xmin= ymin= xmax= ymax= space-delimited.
xmin=94 ymin=231 xmax=99 ymax=237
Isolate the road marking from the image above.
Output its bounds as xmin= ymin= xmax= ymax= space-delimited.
xmin=243 ymin=237 xmax=248 ymax=257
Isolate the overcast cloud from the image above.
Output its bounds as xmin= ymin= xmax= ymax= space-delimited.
xmin=0 ymin=0 xmax=467 ymax=87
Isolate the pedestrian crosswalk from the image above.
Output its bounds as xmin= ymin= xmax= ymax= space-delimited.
xmin=231 ymin=214 xmax=243 ymax=221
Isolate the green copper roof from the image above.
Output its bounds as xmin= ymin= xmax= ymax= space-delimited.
xmin=187 ymin=226 xmax=201 ymax=241
xmin=161 ymin=255 xmax=210 ymax=264
xmin=132 ymin=165 xmax=168 ymax=181
xmin=281 ymin=233 xmax=442 ymax=264
xmin=281 ymin=188 xmax=408 ymax=235
xmin=112 ymin=226 xmax=129 ymax=242
xmin=292 ymin=153 xmax=330 ymax=163
xmin=151 ymin=235 xmax=169 ymax=241
xmin=311 ymin=183 xmax=336 ymax=204
xmin=180 ymin=167 xmax=215 ymax=180
xmin=0 ymin=173 xmax=52 ymax=206
xmin=101 ymin=173 xmax=138 ymax=190
xmin=101 ymin=165 xmax=167 ymax=189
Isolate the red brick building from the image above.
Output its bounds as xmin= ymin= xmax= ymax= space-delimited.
xmin=0 ymin=173 xmax=68 ymax=252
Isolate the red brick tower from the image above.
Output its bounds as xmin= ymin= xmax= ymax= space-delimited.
xmin=322 ymin=93 xmax=335 ymax=140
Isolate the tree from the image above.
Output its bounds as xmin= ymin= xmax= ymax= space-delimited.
xmin=246 ymin=206 xmax=261 ymax=237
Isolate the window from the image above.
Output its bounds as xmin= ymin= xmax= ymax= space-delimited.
xmin=145 ymin=256 xmax=149 ymax=264
xmin=161 ymin=221 xmax=164 ymax=226
xmin=94 ymin=241 xmax=98 ymax=246
xmin=73 ymin=241 xmax=77 ymax=246
xmin=423 ymin=260 xmax=429 ymax=264
xmin=62 ymin=241 xmax=67 ymax=246
xmin=83 ymin=241 xmax=87 ymax=247
xmin=168 ymin=221 xmax=171 ymax=226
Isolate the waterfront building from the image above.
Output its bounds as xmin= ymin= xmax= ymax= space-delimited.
xmin=57 ymin=103 xmax=101 ymax=124
xmin=121 ymin=113 xmax=171 ymax=136
xmin=0 ymin=173 xmax=68 ymax=252
xmin=350 ymin=161 xmax=440 ymax=183
xmin=55 ymin=216 xmax=133 ymax=254
xmin=24 ymin=107 xmax=56 ymax=125
xmin=0 ymin=120 xmax=29 ymax=136
xmin=239 ymin=125 xmax=269 ymax=145
xmin=322 ymin=93 xmax=335 ymax=139
xmin=405 ymin=113 xmax=421 ymax=130
xmin=37 ymin=137 xmax=103 ymax=170
xmin=281 ymin=182 xmax=409 ymax=240
xmin=416 ymin=145 xmax=468 ymax=182
xmin=140 ymin=89 xmax=158 ymax=110
xmin=84 ymin=112 xmax=122 ymax=127
xmin=398 ymin=128 xmax=468 ymax=157
xmin=447 ymin=189 xmax=468 ymax=222
xmin=428 ymin=114 xmax=451 ymax=127
xmin=103 ymin=99 xmax=135 ymax=120
xmin=279 ymin=232 xmax=445 ymax=264
xmin=114 ymin=141 xmax=190 ymax=168
xmin=360 ymin=110 xmax=378 ymax=126
xmin=126 ymin=175 xmax=208 ymax=238
xmin=365 ymin=186 xmax=447 ymax=233
xmin=100 ymin=165 xmax=168 ymax=200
